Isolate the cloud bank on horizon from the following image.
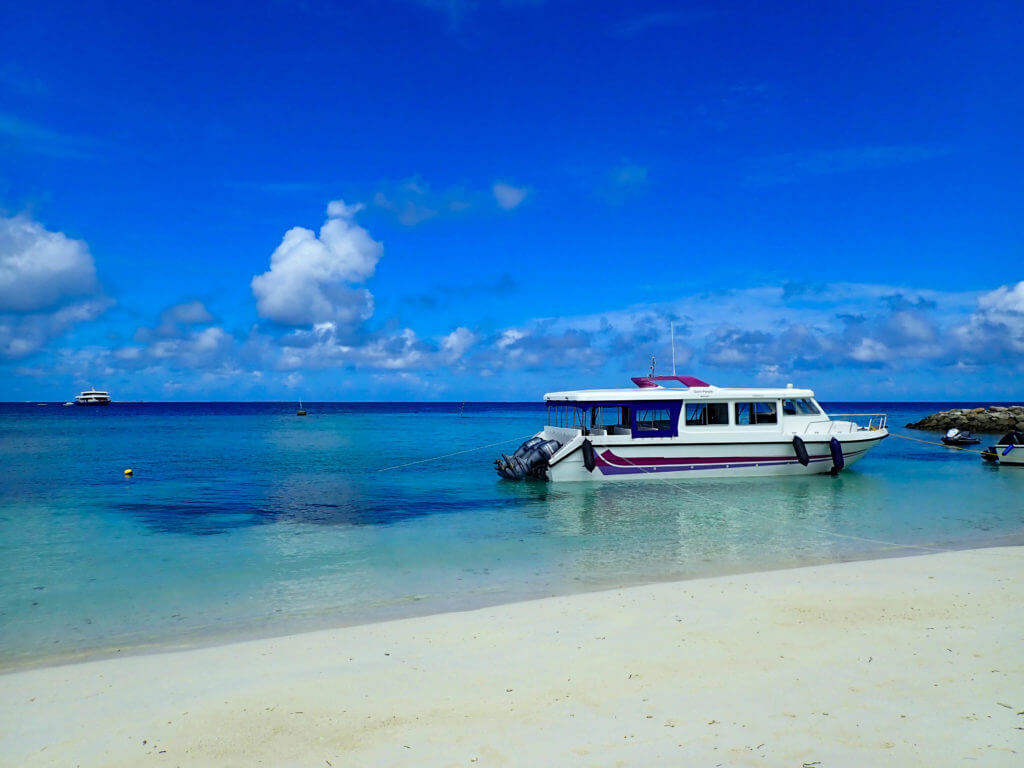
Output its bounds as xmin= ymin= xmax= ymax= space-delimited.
xmin=0 ymin=1 xmax=1020 ymax=400
xmin=2 ymin=205 xmax=1022 ymax=401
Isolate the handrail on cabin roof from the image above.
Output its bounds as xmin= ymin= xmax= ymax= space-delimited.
xmin=630 ymin=375 xmax=711 ymax=389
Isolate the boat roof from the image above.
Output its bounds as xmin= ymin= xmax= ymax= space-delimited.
xmin=544 ymin=375 xmax=815 ymax=402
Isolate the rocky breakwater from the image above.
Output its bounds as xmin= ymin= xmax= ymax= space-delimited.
xmin=907 ymin=405 xmax=1024 ymax=433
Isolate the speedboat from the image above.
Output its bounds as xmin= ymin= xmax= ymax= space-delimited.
xmin=982 ymin=431 xmax=1024 ymax=466
xmin=942 ymin=428 xmax=981 ymax=446
xmin=75 ymin=389 xmax=111 ymax=406
xmin=495 ymin=374 xmax=889 ymax=482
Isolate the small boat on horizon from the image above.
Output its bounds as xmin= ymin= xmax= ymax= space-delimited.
xmin=75 ymin=389 xmax=111 ymax=406
xmin=495 ymin=373 xmax=888 ymax=482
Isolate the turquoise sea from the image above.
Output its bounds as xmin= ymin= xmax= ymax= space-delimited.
xmin=1 ymin=401 xmax=1022 ymax=669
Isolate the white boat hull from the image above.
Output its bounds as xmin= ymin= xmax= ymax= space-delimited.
xmin=543 ymin=431 xmax=887 ymax=482
xmin=996 ymin=444 xmax=1024 ymax=466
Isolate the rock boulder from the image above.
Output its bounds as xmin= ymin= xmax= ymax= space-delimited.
xmin=906 ymin=405 xmax=1024 ymax=433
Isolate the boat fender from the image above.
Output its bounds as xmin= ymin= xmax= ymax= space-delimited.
xmin=829 ymin=437 xmax=844 ymax=474
xmin=1004 ymin=444 xmax=1016 ymax=456
xmin=582 ymin=439 xmax=596 ymax=472
xmin=792 ymin=435 xmax=810 ymax=467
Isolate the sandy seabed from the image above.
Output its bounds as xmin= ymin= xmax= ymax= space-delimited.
xmin=1 ymin=546 xmax=1022 ymax=767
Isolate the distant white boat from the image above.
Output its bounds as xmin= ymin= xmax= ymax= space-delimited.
xmin=75 ymin=389 xmax=111 ymax=406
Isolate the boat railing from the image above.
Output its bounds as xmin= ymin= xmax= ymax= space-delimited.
xmin=823 ymin=413 xmax=888 ymax=432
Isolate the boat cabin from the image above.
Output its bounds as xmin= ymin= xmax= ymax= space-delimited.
xmin=544 ymin=376 xmax=826 ymax=440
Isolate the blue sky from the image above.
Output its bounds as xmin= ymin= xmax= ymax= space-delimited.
xmin=1 ymin=0 xmax=1021 ymax=401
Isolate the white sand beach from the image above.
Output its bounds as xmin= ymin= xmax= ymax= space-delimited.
xmin=2 ymin=546 xmax=1022 ymax=767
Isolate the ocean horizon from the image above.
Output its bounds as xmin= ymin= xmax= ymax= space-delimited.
xmin=2 ymin=400 xmax=1022 ymax=670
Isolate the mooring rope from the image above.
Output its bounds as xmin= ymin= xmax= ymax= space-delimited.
xmin=887 ymin=431 xmax=990 ymax=456
xmin=376 ymin=434 xmax=537 ymax=473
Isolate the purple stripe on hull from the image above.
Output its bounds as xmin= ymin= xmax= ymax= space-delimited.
xmin=593 ymin=448 xmax=867 ymax=476
xmin=596 ymin=449 xmax=831 ymax=468
xmin=595 ymin=458 xmax=833 ymax=475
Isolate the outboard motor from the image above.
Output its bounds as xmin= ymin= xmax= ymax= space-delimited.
xmin=495 ymin=437 xmax=561 ymax=480
xmin=998 ymin=431 xmax=1024 ymax=446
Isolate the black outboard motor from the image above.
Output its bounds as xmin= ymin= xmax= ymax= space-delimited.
xmin=998 ymin=431 xmax=1024 ymax=446
xmin=495 ymin=437 xmax=562 ymax=480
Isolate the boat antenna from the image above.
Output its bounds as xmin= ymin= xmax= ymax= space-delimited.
xmin=649 ymin=354 xmax=656 ymax=376
xmin=670 ymin=321 xmax=676 ymax=376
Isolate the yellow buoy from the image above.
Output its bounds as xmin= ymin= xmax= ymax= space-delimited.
xmin=124 ymin=468 xmax=133 ymax=476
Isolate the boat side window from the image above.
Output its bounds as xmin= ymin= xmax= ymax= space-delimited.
xmin=636 ymin=408 xmax=671 ymax=431
xmin=735 ymin=401 xmax=777 ymax=425
xmin=591 ymin=405 xmax=628 ymax=428
xmin=783 ymin=398 xmax=819 ymax=416
xmin=685 ymin=402 xmax=729 ymax=426
xmin=630 ymin=403 xmax=681 ymax=437
xmin=547 ymin=403 xmax=587 ymax=429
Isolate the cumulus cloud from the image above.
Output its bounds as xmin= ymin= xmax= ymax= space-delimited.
xmin=0 ymin=299 xmax=110 ymax=358
xmin=165 ymin=299 xmax=214 ymax=325
xmin=951 ymin=280 xmax=1024 ymax=357
xmin=275 ymin=322 xmax=470 ymax=373
xmin=136 ymin=300 xmax=217 ymax=341
xmin=0 ymin=214 xmax=100 ymax=312
xmin=0 ymin=214 xmax=109 ymax=358
xmin=251 ymin=200 xmax=382 ymax=326
xmin=477 ymin=326 xmax=604 ymax=373
xmin=977 ymin=281 xmax=1024 ymax=315
xmin=463 ymin=281 xmax=1024 ymax=384
xmin=112 ymin=325 xmax=243 ymax=372
xmin=439 ymin=327 xmax=477 ymax=362
xmin=492 ymin=182 xmax=528 ymax=210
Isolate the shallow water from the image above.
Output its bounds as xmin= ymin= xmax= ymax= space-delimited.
xmin=1 ymin=401 xmax=1022 ymax=667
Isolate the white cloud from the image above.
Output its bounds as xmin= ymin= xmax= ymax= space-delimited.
xmin=251 ymin=200 xmax=382 ymax=326
xmin=492 ymin=182 xmax=528 ymax=210
xmin=165 ymin=299 xmax=214 ymax=325
xmin=0 ymin=298 xmax=110 ymax=358
xmin=951 ymin=280 xmax=1024 ymax=355
xmin=977 ymin=281 xmax=1024 ymax=315
xmin=0 ymin=214 xmax=109 ymax=358
xmin=849 ymin=338 xmax=890 ymax=363
xmin=138 ymin=299 xmax=216 ymax=340
xmin=439 ymin=326 xmax=477 ymax=362
xmin=496 ymin=328 xmax=525 ymax=349
xmin=0 ymin=214 xmax=100 ymax=312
